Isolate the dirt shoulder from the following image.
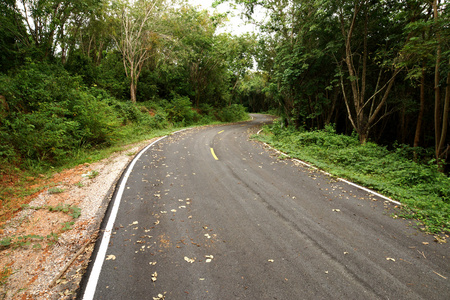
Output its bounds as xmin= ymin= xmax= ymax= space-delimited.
xmin=0 ymin=137 xmax=161 ymax=299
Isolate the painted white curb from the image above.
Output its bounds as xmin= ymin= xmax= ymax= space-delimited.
xmin=82 ymin=135 xmax=168 ymax=300
xmin=257 ymin=133 xmax=401 ymax=206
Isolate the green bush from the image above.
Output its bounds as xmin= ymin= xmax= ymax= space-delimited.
xmin=64 ymin=51 xmax=98 ymax=86
xmin=0 ymin=62 xmax=120 ymax=167
xmin=96 ymin=51 xmax=128 ymax=99
xmin=217 ymin=104 xmax=248 ymax=122
xmin=166 ymin=94 xmax=199 ymax=126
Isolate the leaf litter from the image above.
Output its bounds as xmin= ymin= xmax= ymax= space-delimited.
xmin=184 ymin=256 xmax=196 ymax=263
xmin=151 ymin=271 xmax=158 ymax=282
xmin=106 ymin=255 xmax=116 ymax=261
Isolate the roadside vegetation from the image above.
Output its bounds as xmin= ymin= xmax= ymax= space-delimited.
xmin=0 ymin=61 xmax=248 ymax=225
xmin=256 ymin=120 xmax=450 ymax=234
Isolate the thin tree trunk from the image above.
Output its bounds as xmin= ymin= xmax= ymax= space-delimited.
xmin=433 ymin=0 xmax=442 ymax=163
xmin=130 ymin=81 xmax=137 ymax=103
xmin=401 ymin=105 xmax=406 ymax=144
xmin=437 ymin=68 xmax=450 ymax=160
xmin=414 ymin=66 xmax=426 ymax=161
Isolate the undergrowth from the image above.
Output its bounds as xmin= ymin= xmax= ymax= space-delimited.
xmin=0 ymin=62 xmax=249 ymax=226
xmin=255 ymin=120 xmax=450 ymax=234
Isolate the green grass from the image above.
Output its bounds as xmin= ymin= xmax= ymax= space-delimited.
xmin=255 ymin=121 xmax=450 ymax=234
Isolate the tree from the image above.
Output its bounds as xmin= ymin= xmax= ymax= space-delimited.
xmin=431 ymin=0 xmax=450 ymax=167
xmin=336 ymin=0 xmax=407 ymax=143
xmin=112 ymin=0 xmax=170 ymax=103
xmin=169 ymin=5 xmax=230 ymax=107
xmin=0 ymin=0 xmax=26 ymax=71
xmin=14 ymin=0 xmax=102 ymax=60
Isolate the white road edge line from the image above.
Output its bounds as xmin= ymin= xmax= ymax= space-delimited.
xmin=82 ymin=135 xmax=168 ymax=300
xmin=259 ymin=136 xmax=402 ymax=206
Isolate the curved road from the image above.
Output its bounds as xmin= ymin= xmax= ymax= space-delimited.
xmin=80 ymin=114 xmax=450 ymax=299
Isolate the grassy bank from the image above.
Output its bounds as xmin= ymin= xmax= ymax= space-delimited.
xmin=255 ymin=120 xmax=450 ymax=234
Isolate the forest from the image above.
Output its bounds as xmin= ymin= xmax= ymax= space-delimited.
xmin=0 ymin=0 xmax=253 ymax=172
xmin=0 ymin=1 xmax=449 ymax=230
xmin=230 ymin=0 xmax=449 ymax=169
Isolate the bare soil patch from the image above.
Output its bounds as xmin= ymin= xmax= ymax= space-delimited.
xmin=0 ymin=137 xmax=160 ymax=299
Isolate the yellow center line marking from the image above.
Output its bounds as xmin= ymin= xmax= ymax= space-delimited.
xmin=218 ymin=130 xmax=224 ymax=134
xmin=210 ymin=148 xmax=219 ymax=160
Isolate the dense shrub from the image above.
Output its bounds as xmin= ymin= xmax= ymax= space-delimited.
xmin=64 ymin=51 xmax=98 ymax=86
xmin=0 ymin=62 xmax=120 ymax=167
xmin=166 ymin=94 xmax=200 ymax=126
xmin=217 ymin=104 xmax=248 ymax=122
xmin=0 ymin=61 xmax=250 ymax=171
xmin=96 ymin=51 xmax=128 ymax=99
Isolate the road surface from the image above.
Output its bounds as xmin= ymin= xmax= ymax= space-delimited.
xmin=80 ymin=114 xmax=450 ymax=299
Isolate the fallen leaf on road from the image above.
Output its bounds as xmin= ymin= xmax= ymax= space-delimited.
xmin=171 ymin=209 xmax=177 ymax=212
xmin=332 ymin=209 xmax=341 ymax=212
xmin=151 ymin=271 xmax=158 ymax=282
xmin=434 ymin=235 xmax=447 ymax=244
xmin=153 ymin=293 xmax=165 ymax=300
xmin=154 ymin=220 xmax=160 ymax=225
xmin=160 ymin=211 xmax=167 ymax=214
xmin=149 ymin=262 xmax=157 ymax=265
xmin=422 ymin=242 xmax=429 ymax=245
xmin=106 ymin=255 xmax=116 ymax=261
xmin=268 ymin=259 xmax=274 ymax=263
xmin=386 ymin=257 xmax=396 ymax=262
xmin=184 ymin=256 xmax=195 ymax=263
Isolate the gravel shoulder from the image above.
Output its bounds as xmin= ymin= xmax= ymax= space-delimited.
xmin=0 ymin=137 xmax=161 ymax=299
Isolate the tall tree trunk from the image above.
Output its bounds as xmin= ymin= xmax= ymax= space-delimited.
xmin=432 ymin=0 xmax=446 ymax=170
xmin=438 ymin=67 xmax=450 ymax=159
xmin=130 ymin=81 xmax=137 ymax=103
xmin=414 ymin=66 xmax=426 ymax=161
xmin=400 ymin=105 xmax=406 ymax=144
xmin=339 ymin=3 xmax=399 ymax=144
xmin=434 ymin=38 xmax=441 ymax=162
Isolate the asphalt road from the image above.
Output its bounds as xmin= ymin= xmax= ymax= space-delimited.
xmin=80 ymin=114 xmax=450 ymax=299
